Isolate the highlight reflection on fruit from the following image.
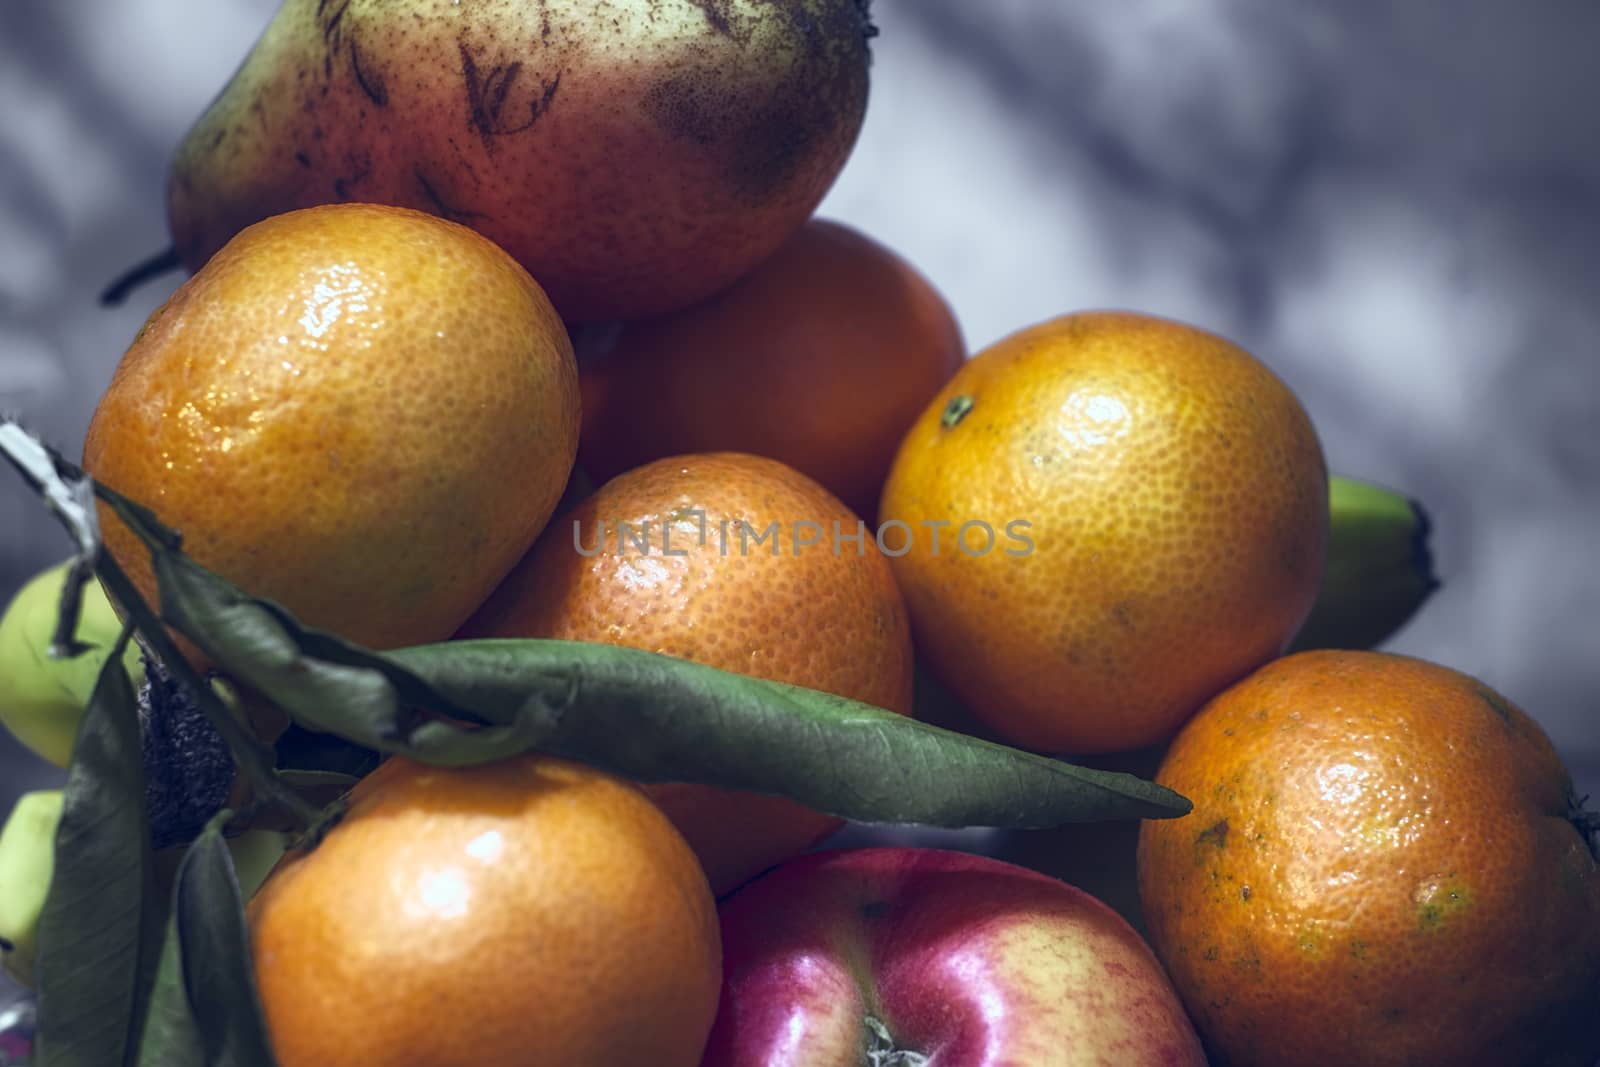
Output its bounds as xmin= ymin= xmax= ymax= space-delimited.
xmin=882 ymin=309 xmax=1329 ymax=755
xmin=247 ymin=754 xmax=722 ymax=1067
xmin=1139 ymin=651 xmax=1600 ymax=1067
xmin=84 ymin=203 xmax=580 ymax=655
xmin=3 ymin=4 xmax=1579 ymax=1065
xmin=703 ymin=847 xmax=1206 ymax=1066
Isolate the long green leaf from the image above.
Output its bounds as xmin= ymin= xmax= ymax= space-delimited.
xmin=174 ymin=817 xmax=277 ymax=1067
xmin=4 ymin=421 xmax=1193 ymax=830
xmin=135 ymin=814 xmax=277 ymax=1067
xmin=136 ymin=915 xmax=204 ymax=1067
xmin=33 ymin=625 xmax=163 ymax=1067
xmin=392 ymin=640 xmax=1190 ymax=824
xmin=116 ymin=473 xmax=1188 ymax=824
xmin=141 ymin=520 xmax=1188 ymax=820
xmin=95 ymin=481 xmax=562 ymax=769
xmin=149 ymin=544 xmax=563 ymax=765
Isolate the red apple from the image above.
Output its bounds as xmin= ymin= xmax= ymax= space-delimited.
xmin=704 ymin=847 xmax=1205 ymax=1066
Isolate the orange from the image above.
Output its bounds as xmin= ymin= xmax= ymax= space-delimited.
xmin=1137 ymin=650 xmax=1600 ymax=1067
xmin=249 ymin=753 xmax=722 ymax=1067
xmin=460 ymin=452 xmax=915 ymax=894
xmin=879 ymin=310 xmax=1328 ymax=754
xmin=83 ymin=203 xmax=579 ymax=652
xmin=575 ymin=218 xmax=965 ymax=521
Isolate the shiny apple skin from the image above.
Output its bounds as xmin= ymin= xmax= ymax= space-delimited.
xmin=703 ymin=847 xmax=1206 ymax=1067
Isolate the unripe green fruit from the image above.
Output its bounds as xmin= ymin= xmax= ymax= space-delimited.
xmin=0 ymin=560 xmax=143 ymax=768
xmin=1289 ymin=476 xmax=1438 ymax=653
xmin=0 ymin=786 xmax=286 ymax=990
xmin=226 ymin=829 xmax=289 ymax=901
xmin=0 ymin=790 xmax=64 ymax=987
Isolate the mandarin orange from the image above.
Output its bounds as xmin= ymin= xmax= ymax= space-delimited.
xmin=576 ymin=218 xmax=964 ymax=520
xmin=1137 ymin=650 xmax=1600 ymax=1067
xmin=249 ymin=754 xmax=721 ymax=1066
xmin=83 ymin=203 xmax=578 ymax=652
xmin=459 ymin=452 xmax=915 ymax=894
xmin=880 ymin=310 xmax=1328 ymax=754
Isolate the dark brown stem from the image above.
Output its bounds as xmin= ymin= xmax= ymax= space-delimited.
xmin=99 ymin=246 xmax=182 ymax=307
xmin=1569 ymin=793 xmax=1600 ymax=862
xmin=856 ymin=0 xmax=878 ymax=40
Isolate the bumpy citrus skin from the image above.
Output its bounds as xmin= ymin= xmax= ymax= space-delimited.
xmin=577 ymin=218 xmax=965 ymax=521
xmin=461 ymin=452 xmax=915 ymax=894
xmin=1138 ymin=651 xmax=1600 ymax=1067
xmin=83 ymin=203 xmax=579 ymax=652
xmin=880 ymin=310 xmax=1328 ymax=754
xmin=249 ymin=755 xmax=722 ymax=1067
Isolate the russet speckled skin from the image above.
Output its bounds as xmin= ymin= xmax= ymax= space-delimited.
xmin=167 ymin=0 xmax=873 ymax=321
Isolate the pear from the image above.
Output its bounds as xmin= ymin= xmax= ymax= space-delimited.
xmin=0 ymin=786 xmax=286 ymax=990
xmin=166 ymin=0 xmax=875 ymax=322
xmin=0 ymin=791 xmax=63 ymax=987
xmin=0 ymin=560 xmax=143 ymax=769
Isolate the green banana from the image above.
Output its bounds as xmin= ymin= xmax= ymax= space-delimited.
xmin=0 ymin=560 xmax=144 ymax=768
xmin=1291 ymin=475 xmax=1439 ymax=653
xmin=0 ymin=790 xmax=63 ymax=987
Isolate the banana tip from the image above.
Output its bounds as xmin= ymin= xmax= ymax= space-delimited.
xmin=1407 ymin=496 xmax=1442 ymax=594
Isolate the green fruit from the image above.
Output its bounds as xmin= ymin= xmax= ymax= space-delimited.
xmin=153 ymin=827 xmax=290 ymax=908
xmin=0 ymin=785 xmax=284 ymax=990
xmin=1290 ymin=476 xmax=1439 ymax=653
xmin=227 ymin=829 xmax=289 ymax=901
xmin=0 ymin=790 xmax=64 ymax=987
xmin=165 ymin=0 xmax=875 ymax=322
xmin=0 ymin=561 xmax=143 ymax=768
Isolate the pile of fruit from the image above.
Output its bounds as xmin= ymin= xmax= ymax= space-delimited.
xmin=2 ymin=3 xmax=1596 ymax=1065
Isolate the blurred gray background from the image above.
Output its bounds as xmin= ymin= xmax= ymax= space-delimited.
xmin=2 ymin=1 xmax=1596 ymax=812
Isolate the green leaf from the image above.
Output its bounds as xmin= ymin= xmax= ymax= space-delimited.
xmin=174 ymin=816 xmax=277 ymax=1067
xmin=33 ymin=625 xmax=163 ymax=1067
xmin=135 ymin=814 xmax=277 ymax=1067
xmin=94 ymin=481 xmax=558 ymax=768
xmin=4 ymin=421 xmax=1192 ymax=832
xmin=136 ymin=916 xmax=204 ymax=1067
xmin=146 ymin=550 xmax=560 ymax=765
xmin=390 ymin=640 xmax=1191 ymax=825
xmin=116 ymin=508 xmax=1189 ymax=822
xmin=96 ymin=470 xmax=1189 ymax=825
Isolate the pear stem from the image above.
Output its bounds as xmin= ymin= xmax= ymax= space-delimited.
xmin=100 ymin=246 xmax=181 ymax=307
xmin=1570 ymin=793 xmax=1600 ymax=862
